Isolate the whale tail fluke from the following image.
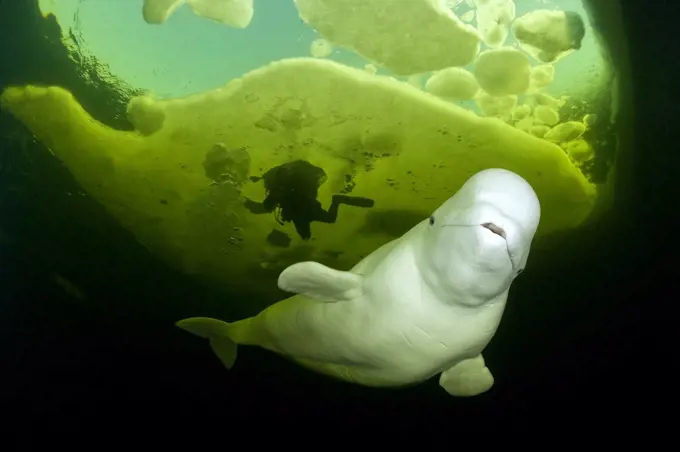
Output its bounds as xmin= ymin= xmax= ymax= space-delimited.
xmin=176 ymin=317 xmax=238 ymax=369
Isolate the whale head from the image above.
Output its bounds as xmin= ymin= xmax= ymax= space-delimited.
xmin=418 ymin=168 xmax=541 ymax=307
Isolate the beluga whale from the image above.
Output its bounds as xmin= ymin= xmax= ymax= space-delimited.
xmin=176 ymin=168 xmax=541 ymax=397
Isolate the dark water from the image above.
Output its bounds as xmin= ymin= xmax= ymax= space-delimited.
xmin=0 ymin=0 xmax=672 ymax=432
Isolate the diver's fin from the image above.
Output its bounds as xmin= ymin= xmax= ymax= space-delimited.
xmin=278 ymin=261 xmax=363 ymax=302
xmin=439 ymin=355 xmax=494 ymax=397
xmin=176 ymin=317 xmax=238 ymax=369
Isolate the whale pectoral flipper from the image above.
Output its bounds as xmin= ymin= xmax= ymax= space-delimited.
xmin=278 ymin=261 xmax=363 ymax=302
xmin=439 ymin=354 xmax=495 ymax=397
xmin=176 ymin=317 xmax=238 ymax=369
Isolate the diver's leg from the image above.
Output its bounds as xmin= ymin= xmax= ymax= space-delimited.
xmin=439 ymin=354 xmax=494 ymax=397
xmin=312 ymin=195 xmax=375 ymax=225
xmin=313 ymin=202 xmax=338 ymax=224
xmin=332 ymin=194 xmax=375 ymax=208
xmin=292 ymin=219 xmax=312 ymax=240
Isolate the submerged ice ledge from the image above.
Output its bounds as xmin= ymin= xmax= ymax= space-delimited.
xmin=0 ymin=57 xmax=597 ymax=299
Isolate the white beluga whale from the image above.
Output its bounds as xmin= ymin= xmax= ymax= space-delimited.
xmin=177 ymin=168 xmax=541 ymax=396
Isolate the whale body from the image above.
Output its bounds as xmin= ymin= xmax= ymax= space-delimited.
xmin=177 ymin=168 xmax=541 ymax=396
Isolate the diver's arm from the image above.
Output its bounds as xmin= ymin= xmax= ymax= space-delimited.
xmin=243 ymin=197 xmax=274 ymax=214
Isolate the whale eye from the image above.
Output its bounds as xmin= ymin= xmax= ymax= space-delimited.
xmin=429 ymin=216 xmax=435 ymax=226
xmin=516 ymin=268 xmax=524 ymax=276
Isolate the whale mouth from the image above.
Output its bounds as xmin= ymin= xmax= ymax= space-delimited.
xmin=481 ymin=222 xmax=506 ymax=239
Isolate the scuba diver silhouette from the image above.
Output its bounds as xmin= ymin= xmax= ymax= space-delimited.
xmin=243 ymin=160 xmax=375 ymax=240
